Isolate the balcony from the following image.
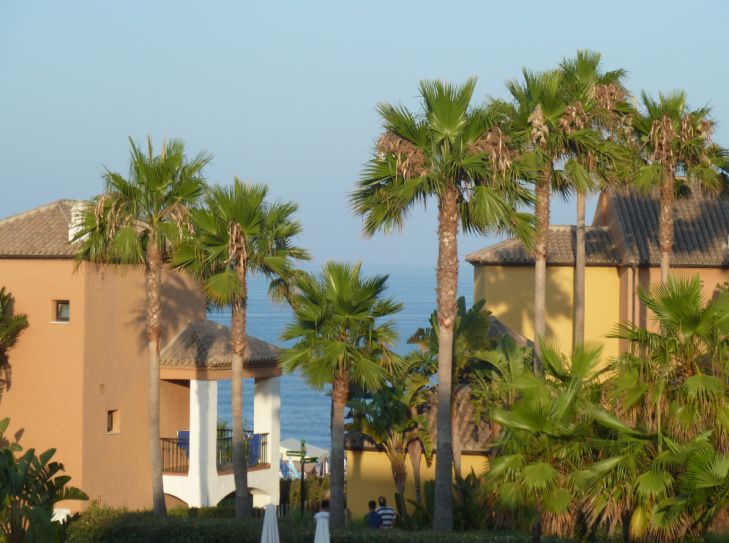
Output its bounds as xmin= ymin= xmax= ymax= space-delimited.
xmin=161 ymin=430 xmax=269 ymax=474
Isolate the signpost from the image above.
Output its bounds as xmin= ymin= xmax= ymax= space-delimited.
xmin=285 ymin=440 xmax=308 ymax=518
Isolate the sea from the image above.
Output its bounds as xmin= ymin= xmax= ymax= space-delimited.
xmin=210 ymin=266 xmax=474 ymax=451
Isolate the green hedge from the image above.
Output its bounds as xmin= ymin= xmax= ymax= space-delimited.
xmin=65 ymin=506 xmax=548 ymax=543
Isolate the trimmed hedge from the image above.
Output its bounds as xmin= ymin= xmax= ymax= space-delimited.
xmin=65 ymin=506 xmax=549 ymax=543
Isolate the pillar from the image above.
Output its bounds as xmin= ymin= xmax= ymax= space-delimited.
xmin=253 ymin=375 xmax=281 ymax=505
xmin=188 ymin=379 xmax=218 ymax=506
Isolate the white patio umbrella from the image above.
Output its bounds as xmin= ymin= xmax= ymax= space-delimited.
xmin=261 ymin=504 xmax=280 ymax=543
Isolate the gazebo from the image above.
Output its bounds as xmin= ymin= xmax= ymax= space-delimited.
xmin=157 ymin=319 xmax=281 ymax=508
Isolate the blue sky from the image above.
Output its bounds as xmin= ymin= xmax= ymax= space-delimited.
xmin=2 ymin=0 xmax=728 ymax=267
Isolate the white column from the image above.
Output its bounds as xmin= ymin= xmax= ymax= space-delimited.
xmin=188 ymin=379 xmax=219 ymax=506
xmin=253 ymin=376 xmax=281 ymax=505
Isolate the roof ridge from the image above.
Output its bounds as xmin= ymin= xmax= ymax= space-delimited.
xmin=0 ymin=199 xmax=84 ymax=227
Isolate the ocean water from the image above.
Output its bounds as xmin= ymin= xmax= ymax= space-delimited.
xmin=211 ymin=266 xmax=474 ymax=450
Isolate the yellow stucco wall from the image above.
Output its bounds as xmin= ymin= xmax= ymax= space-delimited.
xmin=346 ymin=449 xmax=489 ymax=518
xmin=473 ymin=264 xmax=621 ymax=360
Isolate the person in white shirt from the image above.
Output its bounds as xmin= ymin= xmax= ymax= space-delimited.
xmin=313 ymin=500 xmax=330 ymax=543
xmin=376 ymin=496 xmax=396 ymax=529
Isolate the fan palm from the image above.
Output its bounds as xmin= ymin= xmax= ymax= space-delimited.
xmin=482 ymin=343 xmax=604 ymax=543
xmin=558 ymin=50 xmax=630 ymax=347
xmin=409 ymin=297 xmax=495 ymax=476
xmin=632 ymin=91 xmax=727 ymax=282
xmin=280 ymin=262 xmax=402 ymax=528
xmin=498 ymin=67 xmax=611 ymax=369
xmin=173 ymin=180 xmax=308 ymax=518
xmin=589 ymin=276 xmax=729 ymax=540
xmin=0 ymin=288 xmax=28 ymax=401
xmin=352 ymin=78 xmax=533 ymax=530
xmin=74 ymin=137 xmax=210 ymax=516
xmin=348 ymin=370 xmax=430 ymax=517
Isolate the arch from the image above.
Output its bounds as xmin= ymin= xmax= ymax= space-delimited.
xmin=215 ymin=487 xmax=269 ymax=507
xmin=164 ymin=493 xmax=189 ymax=510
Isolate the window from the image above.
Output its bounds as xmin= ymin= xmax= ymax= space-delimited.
xmin=54 ymin=300 xmax=70 ymax=322
xmin=107 ymin=410 xmax=119 ymax=433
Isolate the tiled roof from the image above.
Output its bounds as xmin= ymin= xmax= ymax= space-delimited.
xmin=610 ymin=188 xmax=729 ymax=267
xmin=160 ymin=320 xmax=279 ymax=370
xmin=0 ymin=200 xmax=82 ymax=258
xmin=465 ymin=226 xmax=620 ymax=266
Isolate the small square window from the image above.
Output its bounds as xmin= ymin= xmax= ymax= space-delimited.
xmin=54 ymin=300 xmax=70 ymax=322
xmin=107 ymin=410 xmax=119 ymax=433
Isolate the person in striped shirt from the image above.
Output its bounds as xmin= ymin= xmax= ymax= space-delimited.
xmin=376 ymin=496 xmax=396 ymax=529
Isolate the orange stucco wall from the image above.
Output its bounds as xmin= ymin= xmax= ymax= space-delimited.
xmin=0 ymin=259 xmax=86 ymax=501
xmin=79 ymin=265 xmax=203 ymax=509
xmin=0 ymin=259 xmax=204 ymax=511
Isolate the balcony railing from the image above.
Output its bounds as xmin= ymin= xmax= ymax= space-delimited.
xmin=161 ymin=437 xmax=189 ymax=473
xmin=216 ymin=429 xmax=269 ymax=471
xmin=161 ymin=430 xmax=269 ymax=473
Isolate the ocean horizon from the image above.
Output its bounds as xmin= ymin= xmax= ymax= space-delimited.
xmin=211 ymin=265 xmax=475 ymax=450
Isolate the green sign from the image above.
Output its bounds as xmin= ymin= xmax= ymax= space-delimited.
xmin=285 ymin=450 xmax=305 ymax=457
xmin=303 ymin=456 xmax=319 ymax=463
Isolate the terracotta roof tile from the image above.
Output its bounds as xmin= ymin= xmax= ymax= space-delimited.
xmin=465 ymin=226 xmax=620 ymax=266
xmin=0 ymin=200 xmax=83 ymax=258
xmin=610 ymin=188 xmax=729 ymax=267
xmin=160 ymin=320 xmax=279 ymax=370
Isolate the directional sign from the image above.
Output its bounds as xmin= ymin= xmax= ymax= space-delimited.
xmin=285 ymin=450 xmax=305 ymax=457
xmin=303 ymin=457 xmax=319 ymax=463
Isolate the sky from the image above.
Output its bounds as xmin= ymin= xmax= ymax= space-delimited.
xmin=2 ymin=1 xmax=728 ymax=268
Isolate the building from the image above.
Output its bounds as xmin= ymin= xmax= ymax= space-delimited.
xmin=0 ymin=200 xmax=281 ymax=513
xmin=467 ymin=188 xmax=729 ymax=357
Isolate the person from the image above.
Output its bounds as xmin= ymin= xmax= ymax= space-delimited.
xmin=313 ymin=500 xmax=330 ymax=543
xmin=376 ymin=496 xmax=396 ymax=529
xmin=363 ymin=500 xmax=382 ymax=529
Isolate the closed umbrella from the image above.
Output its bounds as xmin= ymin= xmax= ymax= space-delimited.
xmin=261 ymin=504 xmax=280 ymax=543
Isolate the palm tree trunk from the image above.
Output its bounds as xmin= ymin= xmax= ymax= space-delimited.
xmin=433 ymin=186 xmax=459 ymax=532
xmin=407 ymin=439 xmax=423 ymax=504
xmin=231 ymin=260 xmax=252 ymax=519
xmin=659 ymin=170 xmax=675 ymax=283
xmin=391 ymin=445 xmax=408 ymax=519
xmin=533 ymin=167 xmax=551 ymax=374
xmin=330 ymin=372 xmax=349 ymax=529
xmin=573 ymin=190 xmax=586 ymax=348
xmin=451 ymin=386 xmax=465 ymax=479
xmin=146 ymin=241 xmax=166 ymax=517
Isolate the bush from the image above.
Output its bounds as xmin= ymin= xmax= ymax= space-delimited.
xmin=65 ymin=505 xmax=563 ymax=543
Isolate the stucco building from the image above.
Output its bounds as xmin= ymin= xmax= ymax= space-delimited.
xmin=467 ymin=188 xmax=729 ymax=357
xmin=0 ymin=200 xmax=282 ymax=513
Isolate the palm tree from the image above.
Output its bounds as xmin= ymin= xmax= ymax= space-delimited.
xmin=173 ymin=180 xmax=308 ymax=518
xmin=499 ymin=67 xmax=609 ymax=369
xmin=280 ymin=262 xmax=402 ymax=528
xmin=352 ymin=78 xmax=533 ymax=531
xmin=409 ymin=297 xmax=495 ymax=477
xmin=589 ymin=276 xmax=729 ymax=541
xmin=0 ymin=288 xmax=28 ymax=401
xmin=74 ymin=137 xmax=210 ymax=516
xmin=348 ymin=371 xmax=430 ymax=517
xmin=558 ymin=50 xmax=630 ymax=347
xmin=483 ymin=343 xmax=604 ymax=543
xmin=632 ymin=91 xmax=726 ymax=282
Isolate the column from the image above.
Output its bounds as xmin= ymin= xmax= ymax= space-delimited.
xmin=253 ymin=376 xmax=281 ymax=505
xmin=188 ymin=379 xmax=218 ymax=506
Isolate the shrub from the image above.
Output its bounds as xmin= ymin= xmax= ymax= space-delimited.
xmin=0 ymin=417 xmax=87 ymax=543
xmin=65 ymin=505 xmax=563 ymax=543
